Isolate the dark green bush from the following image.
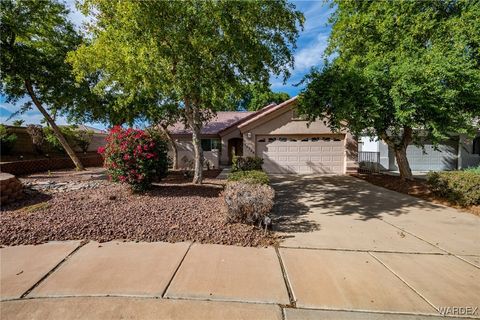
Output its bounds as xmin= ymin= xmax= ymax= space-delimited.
xmin=231 ymin=155 xmax=264 ymax=172
xmin=227 ymin=170 xmax=269 ymax=185
xmin=427 ymin=170 xmax=480 ymax=206
xmin=43 ymin=125 xmax=79 ymax=153
xmin=0 ymin=124 xmax=17 ymax=155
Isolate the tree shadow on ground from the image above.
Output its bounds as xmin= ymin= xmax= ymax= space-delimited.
xmin=1 ymin=190 xmax=52 ymax=212
xmin=149 ymin=183 xmax=223 ymax=198
xmin=270 ymin=174 xmax=445 ymax=234
xmin=270 ymin=177 xmax=319 ymax=234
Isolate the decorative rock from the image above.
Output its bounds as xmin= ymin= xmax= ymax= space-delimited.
xmin=0 ymin=173 xmax=24 ymax=205
xmin=22 ymin=180 xmax=102 ymax=194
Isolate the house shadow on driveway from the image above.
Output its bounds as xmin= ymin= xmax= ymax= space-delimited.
xmin=270 ymin=174 xmax=445 ymax=233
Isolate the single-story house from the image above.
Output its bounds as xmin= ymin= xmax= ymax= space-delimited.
xmin=359 ymin=134 xmax=480 ymax=172
xmin=168 ymin=96 xmax=358 ymax=174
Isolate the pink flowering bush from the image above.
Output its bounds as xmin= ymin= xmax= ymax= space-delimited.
xmin=98 ymin=126 xmax=169 ymax=192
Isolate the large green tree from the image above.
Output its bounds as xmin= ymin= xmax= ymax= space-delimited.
xmin=68 ymin=0 xmax=303 ymax=184
xmin=299 ymin=0 xmax=480 ymax=179
xmin=0 ymin=0 xmax=101 ymax=170
xmin=237 ymin=83 xmax=290 ymax=111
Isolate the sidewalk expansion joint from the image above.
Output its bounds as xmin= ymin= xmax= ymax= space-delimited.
xmin=368 ymin=251 xmax=439 ymax=315
xmin=274 ymin=247 xmax=296 ymax=308
xmin=161 ymin=241 xmax=192 ymax=298
xmin=19 ymin=240 xmax=89 ymax=299
xmin=379 ymin=219 xmax=480 ymax=270
xmin=278 ymin=245 xmax=447 ymax=255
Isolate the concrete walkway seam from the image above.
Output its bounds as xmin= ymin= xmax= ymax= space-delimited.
xmin=161 ymin=242 xmax=193 ymax=298
xmin=19 ymin=241 xmax=88 ymax=299
xmin=274 ymin=247 xmax=296 ymax=308
xmin=368 ymin=252 xmax=439 ymax=315
xmin=277 ymin=245 xmax=447 ymax=255
xmin=379 ymin=219 xmax=480 ymax=270
xmin=287 ymin=306 xmax=480 ymax=320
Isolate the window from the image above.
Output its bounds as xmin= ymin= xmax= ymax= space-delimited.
xmin=473 ymin=137 xmax=480 ymax=155
xmin=268 ymin=137 xmax=277 ymax=142
xmin=258 ymin=138 xmax=266 ymax=142
xmin=292 ymin=109 xmax=307 ymax=121
xmin=279 ymin=137 xmax=288 ymax=142
xmin=201 ymin=139 xmax=221 ymax=151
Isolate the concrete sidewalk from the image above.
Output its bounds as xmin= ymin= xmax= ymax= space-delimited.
xmin=1 ymin=240 xmax=478 ymax=319
xmin=1 ymin=175 xmax=479 ymax=319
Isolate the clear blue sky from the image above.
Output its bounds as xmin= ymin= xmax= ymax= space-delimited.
xmin=0 ymin=0 xmax=332 ymax=129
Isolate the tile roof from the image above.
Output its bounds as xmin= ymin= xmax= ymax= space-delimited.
xmin=167 ymin=100 xmax=291 ymax=136
xmin=238 ymin=96 xmax=298 ymax=129
xmin=168 ymin=111 xmax=256 ymax=135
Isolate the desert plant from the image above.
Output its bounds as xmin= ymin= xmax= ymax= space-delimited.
xmin=26 ymin=124 xmax=45 ymax=154
xmin=223 ymin=181 xmax=275 ymax=224
xmin=464 ymin=166 xmax=480 ymax=174
xmin=0 ymin=124 xmax=17 ymax=155
xmin=12 ymin=120 xmax=24 ymax=127
xmin=227 ymin=170 xmax=270 ymax=185
xmin=43 ymin=125 xmax=79 ymax=153
xmin=75 ymin=130 xmax=94 ymax=153
xmin=99 ymin=126 xmax=169 ymax=192
xmin=427 ymin=171 xmax=480 ymax=206
xmin=231 ymin=156 xmax=264 ymax=172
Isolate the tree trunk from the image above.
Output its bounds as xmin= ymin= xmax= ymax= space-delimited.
xmin=191 ymin=125 xmax=203 ymax=184
xmin=160 ymin=125 xmax=178 ymax=170
xmin=25 ymin=80 xmax=85 ymax=171
xmin=184 ymin=99 xmax=203 ymax=184
xmin=381 ymin=127 xmax=413 ymax=181
xmin=394 ymin=146 xmax=413 ymax=180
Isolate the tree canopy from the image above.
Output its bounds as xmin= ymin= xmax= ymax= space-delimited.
xmin=68 ymin=0 xmax=304 ymax=183
xmin=299 ymin=0 xmax=480 ymax=179
xmin=0 ymin=0 xmax=104 ymax=169
xmin=236 ymin=84 xmax=290 ymax=111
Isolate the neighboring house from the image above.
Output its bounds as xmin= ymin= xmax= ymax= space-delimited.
xmin=168 ymin=96 xmax=358 ymax=174
xmin=359 ymin=134 xmax=480 ymax=171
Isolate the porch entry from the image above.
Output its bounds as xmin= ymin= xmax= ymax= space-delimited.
xmin=228 ymin=138 xmax=243 ymax=164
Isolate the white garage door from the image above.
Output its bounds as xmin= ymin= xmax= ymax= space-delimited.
xmin=257 ymin=135 xmax=345 ymax=174
xmin=405 ymin=143 xmax=458 ymax=171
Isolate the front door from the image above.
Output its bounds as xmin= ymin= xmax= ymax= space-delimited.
xmin=228 ymin=138 xmax=243 ymax=164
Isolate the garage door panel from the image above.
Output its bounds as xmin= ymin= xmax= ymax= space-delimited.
xmin=257 ymin=135 xmax=345 ymax=174
xmin=403 ymin=143 xmax=457 ymax=171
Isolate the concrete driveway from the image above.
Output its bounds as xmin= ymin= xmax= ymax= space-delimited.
xmin=271 ymin=175 xmax=480 ymax=256
xmin=271 ymin=175 xmax=480 ymax=317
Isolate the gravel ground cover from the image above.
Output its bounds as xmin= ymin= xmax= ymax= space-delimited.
xmin=1 ymin=168 xmax=276 ymax=247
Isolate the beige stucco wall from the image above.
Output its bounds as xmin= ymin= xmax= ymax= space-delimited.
xmin=170 ymin=138 xmax=220 ymax=169
xmin=241 ymin=108 xmax=358 ymax=173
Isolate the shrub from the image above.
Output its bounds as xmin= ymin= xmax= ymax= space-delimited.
xmin=231 ymin=155 xmax=264 ymax=172
xmin=99 ymin=126 xmax=169 ymax=192
xmin=227 ymin=170 xmax=269 ymax=185
xmin=43 ymin=125 xmax=78 ymax=153
xmin=0 ymin=124 xmax=17 ymax=155
xmin=465 ymin=166 xmax=480 ymax=174
xmin=223 ymin=181 xmax=275 ymax=224
xmin=76 ymin=130 xmax=94 ymax=153
xmin=26 ymin=124 xmax=45 ymax=154
xmin=427 ymin=170 xmax=480 ymax=206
